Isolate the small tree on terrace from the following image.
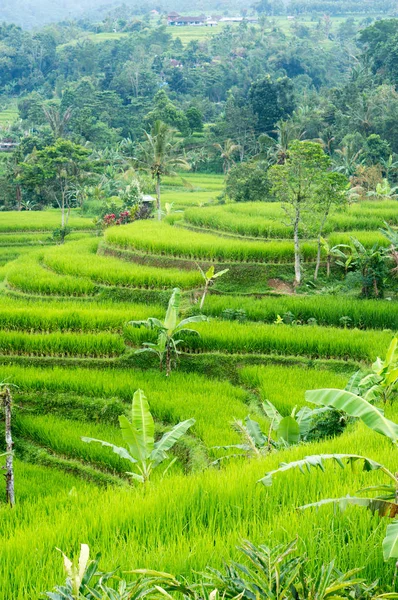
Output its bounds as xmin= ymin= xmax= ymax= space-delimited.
xmin=18 ymin=139 xmax=94 ymax=242
xmin=313 ymin=171 xmax=348 ymax=280
xmin=137 ymin=120 xmax=190 ymax=221
xmin=269 ymin=141 xmax=333 ymax=287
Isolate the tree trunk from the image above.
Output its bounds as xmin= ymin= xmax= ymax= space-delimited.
xmin=314 ymin=211 xmax=328 ymax=281
xmin=373 ymin=277 xmax=379 ymax=298
xmin=200 ymin=281 xmax=209 ymax=310
xmin=16 ymin=185 xmax=22 ymax=211
xmin=61 ymin=191 xmax=65 ymax=230
xmin=2 ymin=388 xmax=15 ymax=507
xmin=165 ymin=342 xmax=171 ymax=377
xmin=156 ymin=175 xmax=161 ymax=221
xmin=293 ymin=207 xmax=301 ymax=288
xmin=314 ymin=235 xmax=321 ymax=281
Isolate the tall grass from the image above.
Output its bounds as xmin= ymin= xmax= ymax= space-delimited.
xmin=15 ymin=414 xmax=133 ymax=474
xmin=0 ymin=364 xmax=252 ymax=448
xmin=200 ymin=294 xmax=397 ymax=330
xmin=0 ymin=211 xmax=94 ymax=232
xmin=106 ymin=221 xmax=318 ymax=263
xmin=43 ymin=240 xmax=203 ymax=289
xmin=0 ymin=416 xmax=396 ymax=598
xmin=239 ymin=364 xmax=348 ymax=414
xmin=184 ymin=206 xmax=292 ymax=238
xmin=6 ymin=254 xmax=96 ymax=296
xmin=0 ymin=330 xmax=125 ymax=357
xmin=126 ymin=320 xmax=394 ymax=361
xmin=328 ymin=231 xmax=390 ymax=247
xmin=0 ymin=233 xmax=53 ymax=246
xmin=0 ymin=299 xmax=162 ymax=332
xmin=183 ymin=202 xmax=398 ymax=239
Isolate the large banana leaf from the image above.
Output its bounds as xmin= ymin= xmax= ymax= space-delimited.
xmin=259 ymin=453 xmax=387 ymax=486
xmin=305 ymin=388 xmax=398 ymax=443
xmin=125 ymin=471 xmax=145 ymax=483
xmin=245 ymin=416 xmax=268 ymax=447
xmin=164 ymin=288 xmax=180 ymax=333
xmin=299 ymin=495 xmax=398 ymax=518
xmin=205 ymin=265 xmax=215 ymax=280
xmin=384 ymin=337 xmax=397 ymax=369
xmin=128 ymin=317 xmax=164 ymax=330
xmin=119 ymin=389 xmax=154 ymax=462
xmin=212 ymin=268 xmax=229 ymax=280
xmin=261 ymin=399 xmax=282 ymax=427
xmin=345 ymin=371 xmax=363 ymax=394
xmin=387 ymin=367 xmax=398 ymax=386
xmin=152 ymin=418 xmax=195 ymax=465
xmin=295 ymin=407 xmax=313 ymax=439
xmin=81 ymin=438 xmax=136 ymax=463
xmin=277 ymin=416 xmax=300 ymax=445
xmin=383 ymin=520 xmax=398 ymax=560
xmin=174 ymin=315 xmax=208 ymax=331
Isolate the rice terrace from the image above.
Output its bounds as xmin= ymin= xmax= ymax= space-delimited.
xmin=0 ymin=2 xmax=398 ymax=598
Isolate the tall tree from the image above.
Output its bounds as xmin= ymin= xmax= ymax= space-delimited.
xmin=269 ymin=141 xmax=332 ymax=287
xmin=1 ymin=386 xmax=14 ymax=507
xmin=18 ymin=139 xmax=94 ymax=239
xmin=213 ymin=139 xmax=241 ymax=174
xmin=248 ymin=77 xmax=295 ymax=135
xmin=137 ymin=120 xmax=189 ymax=221
xmin=313 ymin=171 xmax=348 ymax=280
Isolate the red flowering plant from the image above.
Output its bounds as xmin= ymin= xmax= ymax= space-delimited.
xmin=102 ymin=209 xmax=134 ymax=228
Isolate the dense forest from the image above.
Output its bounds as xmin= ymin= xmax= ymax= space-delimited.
xmin=1 ymin=12 xmax=398 ymax=210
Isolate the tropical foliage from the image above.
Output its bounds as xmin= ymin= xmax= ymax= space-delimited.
xmin=82 ymin=389 xmax=195 ymax=483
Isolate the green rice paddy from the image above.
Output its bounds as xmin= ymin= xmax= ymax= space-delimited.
xmin=0 ymin=171 xmax=397 ymax=598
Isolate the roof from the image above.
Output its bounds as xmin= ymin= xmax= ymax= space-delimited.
xmin=170 ymin=16 xmax=206 ymax=22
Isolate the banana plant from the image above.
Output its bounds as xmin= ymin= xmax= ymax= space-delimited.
xmin=380 ymin=221 xmax=398 ymax=277
xmin=82 ymin=389 xmax=195 ymax=483
xmin=196 ymin=264 xmax=229 ymax=310
xmin=259 ymin=384 xmax=398 ymax=561
xmin=47 ymin=544 xmax=159 ymax=599
xmin=134 ymin=539 xmax=367 ymax=600
xmin=213 ymin=401 xmax=329 ymax=463
xmin=128 ymin=288 xmax=207 ymax=376
xmin=47 ymin=544 xmax=95 ymax=599
xmin=261 ymin=399 xmax=330 ymax=446
xmin=346 ymin=336 xmax=398 ymax=404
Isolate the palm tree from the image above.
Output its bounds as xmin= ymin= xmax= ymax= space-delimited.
xmin=137 ymin=120 xmax=190 ymax=220
xmin=333 ymin=146 xmax=363 ymax=177
xmin=42 ymin=104 xmax=73 ymax=138
xmin=380 ymin=155 xmax=398 ymax=181
xmin=258 ymin=120 xmax=304 ymax=164
xmin=213 ymin=139 xmax=241 ymax=174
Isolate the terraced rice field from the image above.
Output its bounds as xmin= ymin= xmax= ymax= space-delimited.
xmin=0 ymin=173 xmax=397 ymax=598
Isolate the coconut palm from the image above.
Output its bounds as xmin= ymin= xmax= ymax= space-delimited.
xmin=42 ymin=104 xmax=72 ymax=139
xmin=213 ymin=139 xmax=241 ymax=173
xmin=258 ymin=120 xmax=305 ymax=164
xmin=137 ymin=120 xmax=190 ymax=220
xmin=333 ymin=145 xmax=364 ymax=177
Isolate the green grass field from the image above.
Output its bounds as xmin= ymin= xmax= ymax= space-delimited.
xmin=0 ymin=175 xmax=397 ymax=599
xmin=0 ymin=101 xmax=18 ymax=127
